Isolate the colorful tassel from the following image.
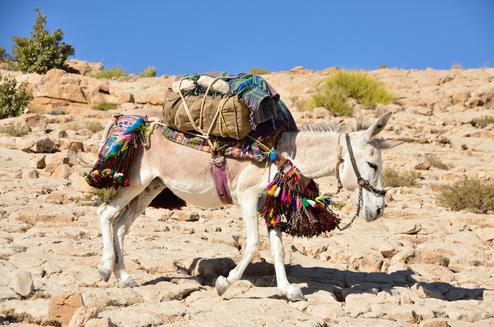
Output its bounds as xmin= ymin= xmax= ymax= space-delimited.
xmin=258 ymin=157 xmax=340 ymax=237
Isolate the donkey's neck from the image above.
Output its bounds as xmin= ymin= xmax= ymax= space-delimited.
xmin=277 ymin=131 xmax=340 ymax=179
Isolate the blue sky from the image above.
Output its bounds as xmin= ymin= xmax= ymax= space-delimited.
xmin=1 ymin=1 xmax=493 ymax=75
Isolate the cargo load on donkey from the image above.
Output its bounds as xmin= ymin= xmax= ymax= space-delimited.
xmin=163 ymin=73 xmax=297 ymax=139
xmin=85 ymin=73 xmax=340 ymax=237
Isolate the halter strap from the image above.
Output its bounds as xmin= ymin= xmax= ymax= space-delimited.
xmin=344 ymin=133 xmax=387 ymax=197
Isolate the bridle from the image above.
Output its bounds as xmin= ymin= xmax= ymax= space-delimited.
xmin=334 ymin=133 xmax=387 ymax=230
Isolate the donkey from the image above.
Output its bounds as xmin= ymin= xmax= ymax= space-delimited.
xmin=96 ymin=112 xmax=396 ymax=301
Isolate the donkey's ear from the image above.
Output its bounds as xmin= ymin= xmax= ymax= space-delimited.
xmin=370 ymin=138 xmax=402 ymax=149
xmin=363 ymin=112 xmax=391 ymax=142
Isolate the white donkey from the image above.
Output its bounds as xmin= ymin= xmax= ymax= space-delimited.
xmin=96 ymin=112 xmax=395 ymax=301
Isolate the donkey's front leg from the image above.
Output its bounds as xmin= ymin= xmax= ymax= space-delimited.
xmin=97 ymin=182 xmax=150 ymax=282
xmin=215 ymin=191 xmax=260 ymax=296
xmin=269 ymin=228 xmax=306 ymax=301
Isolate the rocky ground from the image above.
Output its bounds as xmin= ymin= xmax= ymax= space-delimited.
xmin=0 ymin=64 xmax=493 ymax=326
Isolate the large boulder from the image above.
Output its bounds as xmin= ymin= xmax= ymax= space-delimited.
xmin=35 ymin=69 xmax=87 ymax=104
xmin=66 ymin=59 xmax=104 ymax=76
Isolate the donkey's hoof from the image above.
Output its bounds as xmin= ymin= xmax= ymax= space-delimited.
xmin=215 ymin=276 xmax=231 ymax=296
xmin=97 ymin=267 xmax=111 ymax=282
xmin=286 ymin=287 xmax=306 ymax=302
xmin=121 ymin=276 xmax=138 ymax=288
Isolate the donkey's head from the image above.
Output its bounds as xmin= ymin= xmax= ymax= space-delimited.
xmin=338 ymin=112 xmax=397 ymax=221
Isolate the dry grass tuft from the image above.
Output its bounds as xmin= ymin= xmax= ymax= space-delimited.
xmin=425 ymin=154 xmax=450 ymax=170
xmin=382 ymin=168 xmax=419 ymax=187
xmin=139 ymin=66 xmax=157 ymax=77
xmin=95 ymin=187 xmax=118 ymax=203
xmin=437 ymin=178 xmax=494 ymax=214
xmin=470 ymin=116 xmax=494 ymax=128
xmin=92 ymin=102 xmax=118 ymax=111
xmin=249 ymin=67 xmax=271 ymax=75
xmin=91 ymin=67 xmax=127 ymax=79
xmin=86 ymin=121 xmax=104 ymax=133
xmin=0 ymin=123 xmax=29 ymax=137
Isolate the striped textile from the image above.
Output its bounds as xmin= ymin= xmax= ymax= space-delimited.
xmin=161 ymin=126 xmax=269 ymax=162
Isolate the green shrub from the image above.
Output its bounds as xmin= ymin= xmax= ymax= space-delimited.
xmin=12 ymin=9 xmax=74 ymax=74
xmin=471 ymin=116 xmax=494 ymax=128
xmin=92 ymin=102 xmax=118 ymax=111
xmin=0 ymin=74 xmax=33 ymax=119
xmin=91 ymin=68 xmax=127 ymax=79
xmin=305 ymin=70 xmax=394 ymax=116
xmin=0 ymin=123 xmax=29 ymax=137
xmin=382 ymin=168 xmax=419 ymax=187
xmin=249 ymin=67 xmax=270 ymax=75
xmin=139 ymin=66 xmax=157 ymax=77
xmin=425 ymin=154 xmax=450 ymax=170
xmin=0 ymin=47 xmax=5 ymax=62
xmin=438 ymin=178 xmax=494 ymax=214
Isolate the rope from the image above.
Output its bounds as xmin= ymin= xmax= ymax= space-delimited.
xmin=334 ymin=132 xmax=344 ymax=195
xmin=333 ymin=132 xmax=388 ymax=230
xmin=336 ymin=185 xmax=362 ymax=231
xmin=175 ymin=76 xmax=242 ymax=149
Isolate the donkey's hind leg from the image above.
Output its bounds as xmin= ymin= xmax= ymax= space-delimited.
xmin=112 ymin=179 xmax=166 ymax=287
xmin=215 ymin=190 xmax=260 ymax=296
xmin=97 ymin=179 xmax=152 ymax=282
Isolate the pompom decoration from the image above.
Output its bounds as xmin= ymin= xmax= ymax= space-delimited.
xmin=259 ymin=157 xmax=340 ymax=237
xmin=268 ymin=149 xmax=279 ymax=162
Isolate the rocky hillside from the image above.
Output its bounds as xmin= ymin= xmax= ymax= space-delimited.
xmin=0 ymin=64 xmax=493 ymax=326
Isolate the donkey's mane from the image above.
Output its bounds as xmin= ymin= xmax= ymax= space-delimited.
xmin=298 ymin=121 xmax=341 ymax=133
xmin=298 ymin=115 xmax=372 ymax=133
xmin=352 ymin=115 xmax=372 ymax=132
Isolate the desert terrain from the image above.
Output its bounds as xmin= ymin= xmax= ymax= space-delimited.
xmin=0 ymin=63 xmax=493 ymax=326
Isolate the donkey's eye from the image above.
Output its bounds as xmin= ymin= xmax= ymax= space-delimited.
xmin=367 ymin=162 xmax=378 ymax=171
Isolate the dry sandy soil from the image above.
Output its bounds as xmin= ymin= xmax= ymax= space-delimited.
xmin=0 ymin=65 xmax=493 ymax=326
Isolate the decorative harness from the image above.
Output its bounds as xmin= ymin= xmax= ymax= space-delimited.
xmin=334 ymin=133 xmax=387 ymax=230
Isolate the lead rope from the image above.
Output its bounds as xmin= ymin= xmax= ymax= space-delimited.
xmin=334 ymin=132 xmax=362 ymax=231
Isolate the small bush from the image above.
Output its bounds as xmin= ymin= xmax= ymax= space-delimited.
xmin=91 ymin=68 xmax=127 ymax=79
xmin=0 ymin=47 xmax=5 ymax=62
xmin=95 ymin=187 xmax=118 ymax=203
xmin=139 ymin=66 xmax=157 ymax=77
xmin=12 ymin=9 xmax=75 ymax=74
xmin=0 ymin=123 xmax=29 ymax=137
xmin=307 ymin=86 xmax=351 ymax=116
xmin=425 ymin=154 xmax=450 ymax=170
xmin=305 ymin=70 xmax=394 ymax=116
xmin=0 ymin=74 xmax=33 ymax=119
xmin=382 ymin=168 xmax=419 ymax=187
xmin=471 ymin=116 xmax=494 ymax=128
xmin=378 ymin=64 xmax=388 ymax=69
xmin=249 ymin=67 xmax=270 ymax=75
xmin=92 ymin=102 xmax=118 ymax=111
xmin=438 ymin=178 xmax=494 ymax=214
xmin=86 ymin=121 xmax=104 ymax=133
